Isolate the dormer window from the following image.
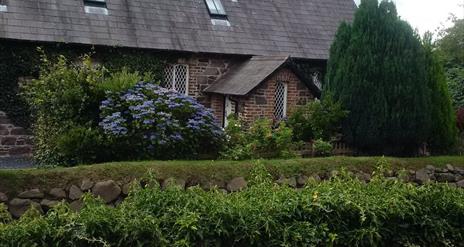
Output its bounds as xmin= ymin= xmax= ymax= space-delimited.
xmin=205 ymin=0 xmax=227 ymax=19
xmin=0 ymin=0 xmax=7 ymax=12
xmin=84 ymin=0 xmax=108 ymax=15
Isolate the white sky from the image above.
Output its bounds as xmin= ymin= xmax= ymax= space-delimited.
xmin=353 ymin=0 xmax=464 ymax=35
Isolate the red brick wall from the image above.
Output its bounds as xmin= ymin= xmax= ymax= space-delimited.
xmin=239 ymin=68 xmax=314 ymax=124
xmin=210 ymin=94 xmax=225 ymax=125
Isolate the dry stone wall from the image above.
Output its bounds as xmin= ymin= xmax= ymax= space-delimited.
xmin=1 ymin=165 xmax=464 ymax=219
xmin=0 ymin=111 xmax=33 ymax=157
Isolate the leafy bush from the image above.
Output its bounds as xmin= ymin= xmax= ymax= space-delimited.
xmin=22 ymin=54 xmax=162 ymax=166
xmin=55 ymin=126 xmax=109 ymax=165
xmin=100 ymin=82 xmax=225 ymax=159
xmin=1 ymin=162 xmax=464 ymax=246
xmin=313 ymin=138 xmax=333 ymax=157
xmin=221 ymin=117 xmax=296 ymax=160
xmin=22 ymin=54 xmax=107 ymax=166
xmin=447 ymin=66 xmax=464 ymax=109
xmin=287 ymin=95 xmax=348 ymax=142
xmin=98 ymin=67 xmax=154 ymax=93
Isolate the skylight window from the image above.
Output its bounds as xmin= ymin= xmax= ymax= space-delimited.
xmin=84 ymin=0 xmax=108 ymax=15
xmin=205 ymin=0 xmax=227 ymax=18
xmin=0 ymin=0 xmax=7 ymax=12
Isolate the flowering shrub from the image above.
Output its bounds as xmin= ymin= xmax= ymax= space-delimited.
xmin=100 ymin=82 xmax=225 ymax=159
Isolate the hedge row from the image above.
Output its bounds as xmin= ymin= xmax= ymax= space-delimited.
xmin=1 ymin=162 xmax=464 ymax=246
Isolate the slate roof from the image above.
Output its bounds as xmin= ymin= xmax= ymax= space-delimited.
xmin=205 ymin=56 xmax=290 ymax=95
xmin=0 ymin=0 xmax=356 ymax=60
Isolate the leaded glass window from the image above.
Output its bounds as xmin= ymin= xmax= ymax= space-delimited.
xmin=163 ymin=64 xmax=189 ymax=95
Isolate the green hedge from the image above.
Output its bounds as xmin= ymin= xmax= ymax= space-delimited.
xmin=0 ymin=40 xmax=168 ymax=129
xmin=1 ymin=162 xmax=464 ymax=246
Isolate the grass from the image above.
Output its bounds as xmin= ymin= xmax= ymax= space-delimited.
xmin=0 ymin=156 xmax=463 ymax=194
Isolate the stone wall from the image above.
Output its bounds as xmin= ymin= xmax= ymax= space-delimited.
xmin=1 ymin=164 xmax=463 ymax=219
xmin=171 ymin=54 xmax=245 ymax=125
xmin=181 ymin=54 xmax=243 ymax=108
xmin=0 ymin=111 xmax=33 ymax=157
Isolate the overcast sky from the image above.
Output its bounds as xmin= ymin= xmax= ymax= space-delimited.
xmin=353 ymin=0 xmax=464 ymax=35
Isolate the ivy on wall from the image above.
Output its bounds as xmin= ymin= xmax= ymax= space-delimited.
xmin=0 ymin=40 xmax=169 ymax=129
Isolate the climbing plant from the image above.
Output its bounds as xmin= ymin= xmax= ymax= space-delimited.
xmin=0 ymin=40 xmax=168 ymax=129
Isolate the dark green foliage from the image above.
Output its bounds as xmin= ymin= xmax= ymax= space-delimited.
xmin=221 ymin=118 xmax=296 ymax=160
xmin=22 ymin=54 xmax=165 ymax=166
xmin=422 ymin=33 xmax=458 ymax=153
xmin=55 ymin=126 xmax=109 ymax=165
xmin=436 ymin=18 xmax=464 ymax=109
xmin=287 ymin=94 xmax=348 ymax=141
xmin=326 ymin=0 xmax=452 ymax=155
xmin=0 ymin=41 xmax=40 ymax=129
xmin=447 ymin=66 xmax=464 ymax=108
xmin=313 ymin=138 xmax=333 ymax=157
xmin=22 ymin=55 xmax=109 ymax=166
xmin=1 ymin=160 xmax=464 ymax=246
xmin=437 ymin=18 xmax=464 ymax=67
xmin=0 ymin=41 xmax=166 ymax=129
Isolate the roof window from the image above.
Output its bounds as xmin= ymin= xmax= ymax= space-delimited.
xmin=0 ymin=0 xmax=7 ymax=12
xmin=205 ymin=0 xmax=227 ymax=19
xmin=84 ymin=0 xmax=108 ymax=15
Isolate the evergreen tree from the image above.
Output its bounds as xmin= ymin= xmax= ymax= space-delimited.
xmin=326 ymin=0 xmax=430 ymax=155
xmin=423 ymin=33 xmax=457 ymax=153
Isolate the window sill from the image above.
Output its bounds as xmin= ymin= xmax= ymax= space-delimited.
xmin=211 ymin=19 xmax=230 ymax=27
xmin=84 ymin=6 xmax=108 ymax=15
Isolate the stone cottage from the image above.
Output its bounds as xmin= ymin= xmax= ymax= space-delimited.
xmin=0 ymin=0 xmax=355 ymax=156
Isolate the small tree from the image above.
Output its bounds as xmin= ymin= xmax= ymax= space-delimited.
xmin=423 ymin=33 xmax=457 ymax=153
xmin=326 ymin=0 xmax=430 ymax=155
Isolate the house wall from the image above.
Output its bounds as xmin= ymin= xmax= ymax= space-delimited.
xmin=169 ymin=54 xmax=244 ymax=126
xmin=0 ymin=111 xmax=33 ymax=157
xmin=239 ymin=68 xmax=315 ymax=124
xmin=174 ymin=54 xmax=244 ymax=108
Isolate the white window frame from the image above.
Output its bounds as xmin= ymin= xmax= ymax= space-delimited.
xmin=164 ymin=64 xmax=189 ymax=95
xmin=205 ymin=0 xmax=227 ymax=17
xmin=274 ymin=81 xmax=288 ymax=120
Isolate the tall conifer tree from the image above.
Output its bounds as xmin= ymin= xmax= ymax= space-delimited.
xmin=326 ymin=0 xmax=430 ymax=155
xmin=423 ymin=33 xmax=457 ymax=153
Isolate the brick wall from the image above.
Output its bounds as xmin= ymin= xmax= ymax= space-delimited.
xmin=210 ymin=94 xmax=225 ymax=125
xmin=0 ymin=111 xmax=33 ymax=157
xmin=239 ymin=68 xmax=315 ymax=124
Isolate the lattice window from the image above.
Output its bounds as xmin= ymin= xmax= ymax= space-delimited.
xmin=163 ymin=64 xmax=189 ymax=95
xmin=274 ymin=81 xmax=288 ymax=120
xmin=312 ymin=71 xmax=322 ymax=89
